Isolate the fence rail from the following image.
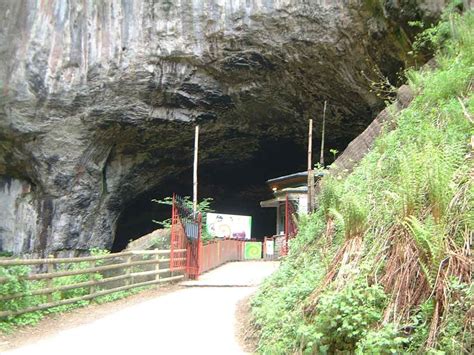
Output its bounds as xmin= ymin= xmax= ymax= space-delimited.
xmin=0 ymin=249 xmax=179 ymax=266
xmin=0 ymin=249 xmax=187 ymax=319
xmin=1 ymin=232 xmax=266 ymax=320
xmin=200 ymin=239 xmax=244 ymax=274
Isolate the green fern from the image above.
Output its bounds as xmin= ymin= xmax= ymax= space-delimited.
xmin=404 ymin=215 xmax=447 ymax=287
xmin=319 ymin=176 xmax=342 ymax=219
xmin=340 ymin=194 xmax=369 ymax=239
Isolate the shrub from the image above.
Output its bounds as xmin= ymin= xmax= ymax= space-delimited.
xmin=355 ymin=324 xmax=407 ymax=354
xmin=0 ymin=266 xmax=44 ymax=332
xmin=298 ymin=281 xmax=387 ymax=353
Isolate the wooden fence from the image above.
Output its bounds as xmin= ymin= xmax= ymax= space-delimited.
xmin=0 ymin=249 xmax=186 ymax=319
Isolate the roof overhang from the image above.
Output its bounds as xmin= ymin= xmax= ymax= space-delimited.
xmin=260 ymin=198 xmax=280 ymax=208
xmin=267 ymin=171 xmax=308 ymax=185
xmin=260 ymin=188 xmax=307 ymax=208
xmin=275 ymin=186 xmax=308 ymax=195
xmin=266 ymin=170 xmax=325 ymax=191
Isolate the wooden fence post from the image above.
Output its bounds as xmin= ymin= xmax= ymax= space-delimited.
xmin=125 ymin=255 xmax=132 ymax=286
xmin=155 ymin=254 xmax=160 ymax=281
xmin=89 ymin=260 xmax=96 ymax=295
xmin=46 ymin=256 xmax=54 ymax=303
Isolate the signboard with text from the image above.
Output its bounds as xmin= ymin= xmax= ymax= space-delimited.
xmin=206 ymin=213 xmax=252 ymax=240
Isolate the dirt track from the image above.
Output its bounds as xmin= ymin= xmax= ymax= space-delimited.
xmin=2 ymin=261 xmax=278 ymax=355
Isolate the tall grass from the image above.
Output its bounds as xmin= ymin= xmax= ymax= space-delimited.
xmin=252 ymin=8 xmax=473 ymax=354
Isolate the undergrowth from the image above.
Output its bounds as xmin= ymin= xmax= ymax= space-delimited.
xmin=252 ymin=8 xmax=473 ymax=354
xmin=152 ymin=196 xmax=215 ymax=242
xmin=0 ymin=249 xmax=153 ymax=333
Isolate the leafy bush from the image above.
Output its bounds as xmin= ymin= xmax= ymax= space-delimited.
xmin=298 ymin=281 xmax=387 ymax=353
xmin=152 ymin=196 xmax=215 ymax=241
xmin=432 ymin=279 xmax=473 ymax=353
xmin=0 ymin=248 xmax=149 ymax=333
xmin=355 ymin=324 xmax=407 ymax=355
xmin=0 ymin=266 xmax=44 ymax=332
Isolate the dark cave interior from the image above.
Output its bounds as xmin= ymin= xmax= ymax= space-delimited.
xmin=112 ymin=132 xmax=355 ymax=252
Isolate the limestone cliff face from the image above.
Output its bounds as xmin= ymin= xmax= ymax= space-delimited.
xmin=0 ymin=0 xmax=446 ymax=256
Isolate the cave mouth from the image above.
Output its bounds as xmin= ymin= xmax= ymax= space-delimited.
xmin=112 ymin=132 xmax=357 ymax=252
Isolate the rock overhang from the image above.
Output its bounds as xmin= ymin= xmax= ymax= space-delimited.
xmin=0 ymin=0 xmax=446 ymax=255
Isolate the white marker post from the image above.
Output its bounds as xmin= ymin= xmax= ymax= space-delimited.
xmin=320 ymin=101 xmax=327 ymax=166
xmin=193 ymin=125 xmax=199 ymax=215
xmin=307 ymin=118 xmax=314 ymax=213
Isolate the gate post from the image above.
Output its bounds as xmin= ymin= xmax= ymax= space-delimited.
xmin=170 ymin=194 xmax=176 ymax=271
xmin=171 ymin=194 xmax=201 ymax=279
xmin=284 ymin=194 xmax=289 ymax=255
xmin=197 ymin=212 xmax=202 ymax=278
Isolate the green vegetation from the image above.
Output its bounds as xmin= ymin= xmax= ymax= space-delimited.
xmin=152 ymin=196 xmax=215 ymax=242
xmin=0 ymin=265 xmax=44 ymax=331
xmin=0 ymin=249 xmax=151 ymax=333
xmin=252 ymin=8 xmax=473 ymax=354
xmin=94 ymin=286 xmax=150 ymax=304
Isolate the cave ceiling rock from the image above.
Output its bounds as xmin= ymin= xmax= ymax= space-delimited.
xmin=0 ymin=0 xmax=446 ymax=255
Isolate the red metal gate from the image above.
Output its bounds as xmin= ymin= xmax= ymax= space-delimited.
xmin=170 ymin=194 xmax=202 ymax=279
xmin=170 ymin=194 xmax=248 ymax=279
xmin=186 ymin=213 xmax=202 ymax=279
xmin=282 ymin=194 xmax=298 ymax=255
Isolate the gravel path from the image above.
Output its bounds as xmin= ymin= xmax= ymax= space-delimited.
xmin=3 ymin=261 xmax=278 ymax=355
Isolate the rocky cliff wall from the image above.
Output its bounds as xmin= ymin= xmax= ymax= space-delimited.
xmin=0 ymin=177 xmax=38 ymax=254
xmin=0 ymin=0 xmax=446 ymax=256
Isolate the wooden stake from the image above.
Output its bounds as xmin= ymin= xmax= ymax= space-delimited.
xmin=307 ymin=119 xmax=314 ymax=213
xmin=46 ymin=256 xmax=54 ymax=303
xmin=155 ymin=253 xmax=161 ymax=281
xmin=193 ymin=125 xmax=199 ymax=214
xmin=308 ymin=119 xmax=313 ymax=171
xmin=125 ymin=255 xmax=132 ymax=286
xmin=320 ymin=101 xmax=327 ymax=166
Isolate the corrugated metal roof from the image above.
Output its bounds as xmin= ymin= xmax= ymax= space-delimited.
xmin=266 ymin=170 xmax=324 ymax=184
xmin=266 ymin=171 xmax=307 ymax=184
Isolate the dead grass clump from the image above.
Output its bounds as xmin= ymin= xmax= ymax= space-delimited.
xmin=380 ymin=227 xmax=431 ymax=323
xmin=426 ymin=236 xmax=472 ymax=348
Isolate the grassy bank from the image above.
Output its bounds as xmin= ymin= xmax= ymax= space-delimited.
xmin=252 ymin=8 xmax=473 ymax=354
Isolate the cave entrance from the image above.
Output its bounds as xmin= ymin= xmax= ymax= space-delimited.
xmin=112 ymin=136 xmax=314 ymax=252
xmin=111 ymin=180 xmax=185 ymax=252
xmin=111 ymin=120 xmax=365 ymax=252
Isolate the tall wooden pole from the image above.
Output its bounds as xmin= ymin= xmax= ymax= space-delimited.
xmin=320 ymin=101 xmax=327 ymax=166
xmin=307 ymin=119 xmax=314 ymax=213
xmin=193 ymin=125 xmax=199 ymax=215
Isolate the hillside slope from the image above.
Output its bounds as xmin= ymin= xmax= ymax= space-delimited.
xmin=252 ymin=9 xmax=473 ymax=354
